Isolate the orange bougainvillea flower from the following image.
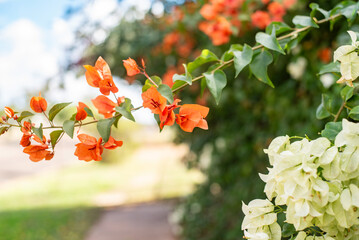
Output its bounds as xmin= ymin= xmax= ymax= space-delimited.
xmin=318 ymin=48 xmax=332 ymax=63
xmin=23 ymin=135 xmax=53 ymax=162
xmin=104 ymin=136 xmax=123 ymax=150
xmin=30 ymin=93 xmax=47 ymax=113
xmin=76 ymin=102 xmax=89 ymax=121
xmin=200 ymin=4 xmax=218 ymax=20
xmin=84 ymin=56 xmax=118 ymax=95
xmin=198 ymin=17 xmax=232 ymax=46
xmin=268 ymin=2 xmax=286 ymax=21
xmin=92 ymin=95 xmax=123 ymax=118
xmin=4 ymin=107 xmax=14 ymax=118
xmin=123 ymin=58 xmax=141 ymax=76
xmin=142 ymin=86 xmax=167 ymax=115
xmin=175 ymin=104 xmax=209 ymax=132
xmin=251 ymin=10 xmax=271 ymax=29
xmin=74 ymin=134 xmax=104 ymax=161
xmin=159 ymin=99 xmax=181 ymax=130
xmin=20 ymin=121 xmax=33 ymax=147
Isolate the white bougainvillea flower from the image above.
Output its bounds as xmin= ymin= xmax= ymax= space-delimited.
xmin=335 ymin=119 xmax=359 ymax=147
xmin=241 ymin=199 xmax=277 ymax=229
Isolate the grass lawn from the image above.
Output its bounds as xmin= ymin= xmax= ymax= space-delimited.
xmin=0 ymin=140 xmax=203 ymax=240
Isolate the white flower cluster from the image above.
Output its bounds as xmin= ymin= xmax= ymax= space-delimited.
xmin=242 ymin=119 xmax=359 ymax=239
xmin=334 ymin=31 xmax=359 ymax=87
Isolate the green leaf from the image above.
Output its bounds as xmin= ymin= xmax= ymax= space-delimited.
xmin=115 ymin=98 xmax=135 ymax=122
xmin=187 ymin=49 xmax=218 ymax=73
xmin=282 ymin=223 xmax=296 ymax=238
xmin=265 ymin=22 xmax=292 ymax=35
xmin=292 ymin=16 xmax=319 ymax=28
xmin=203 ymin=69 xmax=227 ymax=105
xmin=316 ymin=94 xmax=332 ymax=119
xmin=50 ymin=130 xmax=63 ymax=149
xmin=17 ymin=111 xmax=34 ymax=122
xmin=97 ymin=118 xmax=115 ymax=142
xmin=0 ymin=127 xmax=9 ymax=136
xmin=232 ymin=44 xmax=253 ymax=77
xmin=173 ymin=64 xmax=192 ymax=85
xmin=309 ymin=3 xmax=330 ymax=18
xmin=32 ymin=123 xmax=43 ymax=140
xmin=142 ymin=76 xmax=162 ymax=92
xmin=337 ymin=1 xmax=358 ymax=24
xmin=319 ymin=62 xmax=340 ymax=75
xmin=171 ymin=80 xmax=187 ymax=92
xmin=48 ymin=102 xmax=72 ymax=121
xmin=255 ymin=30 xmax=285 ymax=55
xmin=349 ymin=106 xmax=359 ymax=120
xmin=158 ymin=84 xmax=174 ymax=103
xmin=249 ymin=50 xmax=274 ymax=88
xmin=341 ymin=86 xmax=354 ymax=102
xmin=113 ymin=115 xmax=122 ymax=128
xmin=321 ymin=122 xmax=342 ymax=141
xmin=63 ymin=120 xmax=75 ymax=138
xmin=84 ymin=107 xmax=94 ymax=118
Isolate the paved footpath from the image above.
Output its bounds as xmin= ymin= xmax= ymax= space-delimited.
xmin=85 ymin=201 xmax=176 ymax=240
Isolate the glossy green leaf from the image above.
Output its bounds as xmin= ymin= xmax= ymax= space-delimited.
xmin=187 ymin=49 xmax=218 ymax=73
xmin=319 ymin=62 xmax=340 ymax=75
xmin=292 ymin=16 xmax=319 ymax=28
xmin=321 ymin=121 xmax=342 ymax=141
xmin=113 ymin=115 xmax=122 ymax=128
xmin=84 ymin=107 xmax=94 ymax=118
xmin=97 ymin=118 xmax=115 ymax=142
xmin=265 ymin=22 xmax=292 ymax=35
xmin=48 ymin=102 xmax=72 ymax=121
xmin=203 ymin=69 xmax=227 ymax=105
xmin=255 ymin=31 xmax=285 ymax=55
xmin=142 ymin=76 xmax=162 ymax=92
xmin=337 ymin=1 xmax=359 ymax=24
xmin=158 ymin=84 xmax=174 ymax=103
xmin=282 ymin=223 xmax=296 ymax=238
xmin=316 ymin=94 xmax=333 ymax=119
xmin=232 ymin=44 xmax=253 ymax=77
xmin=249 ymin=50 xmax=274 ymax=88
xmin=341 ymin=86 xmax=354 ymax=102
xmin=115 ymin=98 xmax=135 ymax=122
xmin=171 ymin=80 xmax=187 ymax=92
xmin=63 ymin=120 xmax=75 ymax=138
xmin=50 ymin=130 xmax=63 ymax=149
xmin=32 ymin=123 xmax=43 ymax=140
xmin=17 ymin=111 xmax=34 ymax=122
xmin=309 ymin=3 xmax=330 ymax=18
xmin=349 ymin=106 xmax=359 ymax=120
xmin=173 ymin=64 xmax=192 ymax=85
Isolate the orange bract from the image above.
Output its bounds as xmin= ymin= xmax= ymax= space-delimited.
xmin=76 ymin=102 xmax=89 ymax=121
xmin=159 ymin=99 xmax=181 ymax=130
xmin=142 ymin=86 xmax=167 ymax=115
xmin=83 ymin=57 xmax=118 ymax=95
xmin=74 ymin=134 xmax=104 ymax=161
xmin=251 ymin=10 xmax=271 ymax=29
xmin=92 ymin=95 xmax=119 ymax=118
xmin=176 ymin=104 xmax=209 ymax=132
xmin=104 ymin=136 xmax=123 ymax=150
xmin=123 ymin=58 xmax=141 ymax=76
xmin=30 ymin=93 xmax=47 ymax=113
xmin=4 ymin=107 xmax=14 ymax=118
xmin=23 ymin=135 xmax=53 ymax=162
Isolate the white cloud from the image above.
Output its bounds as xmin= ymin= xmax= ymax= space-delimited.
xmin=0 ymin=19 xmax=58 ymax=107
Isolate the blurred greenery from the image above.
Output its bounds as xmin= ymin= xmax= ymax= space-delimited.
xmin=68 ymin=0 xmax=359 ymax=239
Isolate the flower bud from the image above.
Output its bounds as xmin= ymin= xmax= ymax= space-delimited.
xmin=30 ymin=93 xmax=47 ymax=113
xmin=4 ymin=107 xmax=14 ymax=118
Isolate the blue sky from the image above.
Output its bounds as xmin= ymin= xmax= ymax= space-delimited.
xmin=0 ymin=0 xmax=154 ymax=124
xmin=0 ymin=0 xmax=80 ymax=29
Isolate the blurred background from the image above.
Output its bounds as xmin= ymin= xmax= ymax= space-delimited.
xmin=0 ymin=0 xmax=355 ymax=239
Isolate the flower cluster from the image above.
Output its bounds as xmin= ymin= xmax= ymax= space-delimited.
xmin=334 ymin=31 xmax=359 ymax=87
xmin=242 ymin=119 xmax=359 ymax=239
xmin=0 ymin=55 xmax=210 ymax=162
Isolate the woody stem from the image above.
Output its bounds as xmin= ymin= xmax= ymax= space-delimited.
xmin=42 ymin=112 xmax=53 ymax=127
